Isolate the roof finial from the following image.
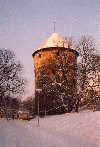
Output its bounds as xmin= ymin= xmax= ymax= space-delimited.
xmin=54 ymin=21 xmax=56 ymax=32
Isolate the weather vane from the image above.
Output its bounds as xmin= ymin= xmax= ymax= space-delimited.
xmin=54 ymin=21 xmax=56 ymax=32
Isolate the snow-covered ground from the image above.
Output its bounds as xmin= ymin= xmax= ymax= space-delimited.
xmin=0 ymin=110 xmax=100 ymax=147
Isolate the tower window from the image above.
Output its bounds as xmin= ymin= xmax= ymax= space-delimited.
xmin=56 ymin=52 xmax=60 ymax=56
xmin=57 ymin=75 xmax=60 ymax=81
xmin=52 ymin=70 xmax=55 ymax=74
xmin=39 ymin=54 xmax=41 ymax=58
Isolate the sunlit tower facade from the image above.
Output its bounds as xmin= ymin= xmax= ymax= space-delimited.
xmin=32 ymin=32 xmax=79 ymax=115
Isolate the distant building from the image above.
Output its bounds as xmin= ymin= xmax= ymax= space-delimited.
xmin=0 ymin=107 xmax=6 ymax=118
xmin=32 ymin=32 xmax=79 ymax=115
xmin=14 ymin=110 xmax=31 ymax=120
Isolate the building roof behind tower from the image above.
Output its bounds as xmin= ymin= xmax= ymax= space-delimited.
xmin=37 ymin=32 xmax=68 ymax=50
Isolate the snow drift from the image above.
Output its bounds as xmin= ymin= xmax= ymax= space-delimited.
xmin=0 ymin=110 xmax=100 ymax=147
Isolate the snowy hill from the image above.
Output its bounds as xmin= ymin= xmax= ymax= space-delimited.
xmin=0 ymin=111 xmax=100 ymax=147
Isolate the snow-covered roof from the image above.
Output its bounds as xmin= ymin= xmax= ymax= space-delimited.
xmin=37 ymin=32 xmax=68 ymax=50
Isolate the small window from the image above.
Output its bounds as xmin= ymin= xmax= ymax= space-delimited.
xmin=52 ymin=70 xmax=55 ymax=74
xmin=58 ymin=66 xmax=61 ymax=69
xmin=56 ymin=52 xmax=60 ymax=56
xmin=57 ymin=75 xmax=60 ymax=81
xmin=39 ymin=54 xmax=41 ymax=58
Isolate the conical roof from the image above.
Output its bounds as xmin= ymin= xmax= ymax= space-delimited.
xmin=37 ymin=32 xmax=68 ymax=50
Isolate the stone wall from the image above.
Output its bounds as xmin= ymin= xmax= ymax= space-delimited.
xmin=33 ymin=47 xmax=78 ymax=115
xmin=34 ymin=47 xmax=77 ymax=88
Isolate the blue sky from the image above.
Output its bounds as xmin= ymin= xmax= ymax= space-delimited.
xmin=0 ymin=0 xmax=100 ymax=99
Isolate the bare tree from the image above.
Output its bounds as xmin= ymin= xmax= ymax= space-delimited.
xmin=0 ymin=48 xmax=27 ymax=117
xmin=22 ymin=95 xmax=35 ymax=116
xmin=1 ymin=96 xmax=21 ymax=119
xmin=0 ymin=48 xmax=27 ymax=98
xmin=64 ymin=35 xmax=100 ymax=112
xmin=75 ymin=36 xmax=100 ymax=112
xmin=64 ymin=36 xmax=75 ymax=49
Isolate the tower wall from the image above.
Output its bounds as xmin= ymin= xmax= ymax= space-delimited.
xmin=33 ymin=47 xmax=78 ymax=115
xmin=34 ymin=48 xmax=78 ymax=87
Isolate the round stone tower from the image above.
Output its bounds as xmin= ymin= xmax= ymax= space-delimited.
xmin=32 ymin=32 xmax=79 ymax=115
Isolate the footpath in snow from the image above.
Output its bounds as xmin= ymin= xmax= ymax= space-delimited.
xmin=0 ymin=110 xmax=100 ymax=147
